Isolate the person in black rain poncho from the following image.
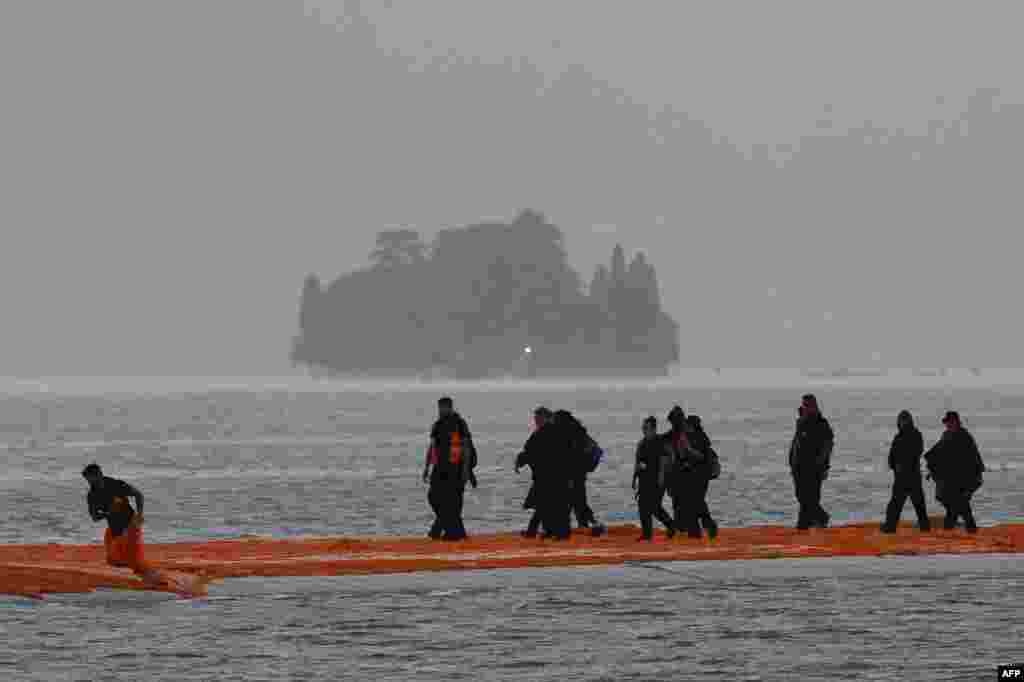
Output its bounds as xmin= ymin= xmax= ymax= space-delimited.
xmin=664 ymin=405 xmax=707 ymax=539
xmin=924 ymin=411 xmax=985 ymax=533
xmin=552 ymin=409 xmax=606 ymax=535
xmin=685 ymin=414 xmax=720 ymax=540
xmin=516 ymin=407 xmax=548 ymax=538
xmin=515 ymin=406 xmax=572 ymax=540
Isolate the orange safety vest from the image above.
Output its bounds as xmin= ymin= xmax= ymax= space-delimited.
xmin=427 ymin=432 xmax=463 ymax=466
xmin=449 ymin=431 xmax=463 ymax=465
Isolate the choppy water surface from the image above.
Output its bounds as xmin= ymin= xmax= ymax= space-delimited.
xmin=1 ymin=385 xmax=1022 ymax=680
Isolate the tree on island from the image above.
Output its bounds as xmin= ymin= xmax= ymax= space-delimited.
xmin=369 ymin=229 xmax=427 ymax=269
xmin=292 ymin=211 xmax=679 ymax=377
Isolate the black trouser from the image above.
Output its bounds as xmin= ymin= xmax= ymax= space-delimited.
xmin=883 ymin=475 xmax=930 ymax=530
xmin=542 ymin=488 xmax=571 ymax=538
xmin=527 ymin=480 xmax=570 ymax=539
xmin=671 ymin=477 xmax=704 ymax=538
xmin=524 ymin=482 xmax=571 ymax=538
xmin=793 ymin=468 xmax=828 ymax=529
xmin=638 ymin=483 xmax=674 ymax=538
xmin=938 ymin=485 xmax=978 ymax=530
xmin=522 ymin=483 xmax=540 ymax=535
xmin=428 ymin=480 xmax=467 ymax=540
xmin=695 ymin=477 xmax=716 ymax=530
xmin=569 ymin=474 xmax=596 ymax=528
xmin=525 ymin=509 xmax=542 ymax=536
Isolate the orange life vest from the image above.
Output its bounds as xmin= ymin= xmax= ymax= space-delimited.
xmin=450 ymin=431 xmax=463 ymax=465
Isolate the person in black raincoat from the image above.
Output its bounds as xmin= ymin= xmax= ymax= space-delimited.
xmin=686 ymin=414 xmax=720 ymax=540
xmin=924 ymin=411 xmax=985 ymax=533
xmin=422 ymin=396 xmax=478 ymax=540
xmin=664 ymin=405 xmax=706 ymax=538
xmin=515 ymin=406 xmax=572 ymax=540
xmin=516 ymin=408 xmax=547 ymax=538
xmin=552 ymin=409 xmax=603 ymax=534
xmin=632 ymin=416 xmax=675 ymax=540
xmin=880 ymin=410 xmax=931 ymax=533
xmin=788 ymin=394 xmax=834 ymax=530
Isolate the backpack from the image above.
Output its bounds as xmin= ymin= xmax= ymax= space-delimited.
xmin=585 ymin=436 xmax=604 ymax=473
xmin=554 ymin=410 xmax=602 ymax=473
xmin=690 ymin=424 xmax=720 ymax=480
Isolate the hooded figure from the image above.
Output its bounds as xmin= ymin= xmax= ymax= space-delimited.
xmin=664 ymin=405 xmax=706 ymax=538
xmin=515 ymin=406 xmax=572 ymax=539
xmin=788 ymin=394 xmax=834 ymax=530
xmin=686 ymin=414 xmax=720 ymax=540
xmin=880 ymin=410 xmax=931 ymax=533
xmin=552 ymin=409 xmax=603 ymax=534
xmin=924 ymin=411 xmax=985 ymax=532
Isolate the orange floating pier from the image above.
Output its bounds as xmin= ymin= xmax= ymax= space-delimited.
xmin=2 ymin=520 xmax=1022 ymax=598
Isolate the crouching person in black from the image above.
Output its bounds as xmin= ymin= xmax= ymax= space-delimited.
xmin=881 ymin=410 xmax=931 ymax=533
xmin=632 ymin=416 xmax=675 ymax=541
xmin=515 ymin=406 xmax=571 ymax=540
xmin=924 ymin=411 xmax=985 ymax=533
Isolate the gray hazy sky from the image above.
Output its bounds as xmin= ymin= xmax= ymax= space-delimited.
xmin=2 ymin=0 xmax=1021 ymax=376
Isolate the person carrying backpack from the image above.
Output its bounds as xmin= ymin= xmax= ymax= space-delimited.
xmin=664 ymin=405 xmax=707 ymax=539
xmin=516 ymin=406 xmax=572 ymax=540
xmin=686 ymin=414 xmax=720 ymax=539
xmin=553 ymin=409 xmax=606 ymax=535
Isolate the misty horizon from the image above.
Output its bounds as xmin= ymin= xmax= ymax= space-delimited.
xmin=4 ymin=368 xmax=1024 ymax=399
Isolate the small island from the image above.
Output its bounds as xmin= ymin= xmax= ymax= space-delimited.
xmin=291 ymin=210 xmax=679 ymax=379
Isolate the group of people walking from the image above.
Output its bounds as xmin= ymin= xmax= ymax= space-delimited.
xmin=77 ymin=392 xmax=988 ymax=581
xmin=631 ymin=406 xmax=720 ymax=540
xmin=882 ymin=407 xmax=986 ymax=533
xmin=421 ymin=393 xmax=988 ymax=541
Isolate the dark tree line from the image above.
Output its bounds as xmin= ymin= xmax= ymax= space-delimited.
xmin=292 ymin=210 xmax=679 ymax=378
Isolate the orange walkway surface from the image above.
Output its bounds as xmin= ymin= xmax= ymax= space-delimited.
xmin=2 ymin=520 xmax=1022 ymax=598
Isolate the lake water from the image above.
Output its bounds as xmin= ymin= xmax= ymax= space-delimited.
xmin=0 ymin=383 xmax=1021 ymax=680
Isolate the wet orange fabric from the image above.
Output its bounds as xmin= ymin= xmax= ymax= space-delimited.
xmin=99 ymin=520 xmax=209 ymax=597
xmin=1 ymin=519 xmax=1021 ymax=598
xmin=104 ymin=526 xmax=148 ymax=572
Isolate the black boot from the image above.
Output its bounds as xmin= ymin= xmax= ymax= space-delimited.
xmin=428 ymin=519 xmax=443 ymax=540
